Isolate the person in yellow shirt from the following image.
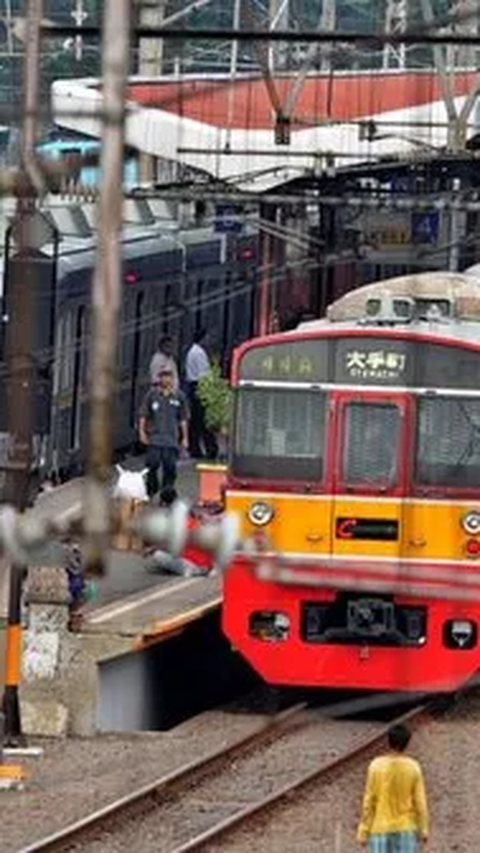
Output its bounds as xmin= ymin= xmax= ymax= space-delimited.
xmin=357 ymin=723 xmax=429 ymax=853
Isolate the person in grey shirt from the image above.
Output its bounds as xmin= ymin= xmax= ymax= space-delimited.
xmin=149 ymin=335 xmax=179 ymax=390
xmin=138 ymin=367 xmax=188 ymax=499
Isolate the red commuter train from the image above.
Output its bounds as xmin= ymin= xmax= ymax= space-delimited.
xmin=223 ymin=271 xmax=480 ymax=693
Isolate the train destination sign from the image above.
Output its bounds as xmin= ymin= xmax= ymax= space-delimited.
xmin=238 ymin=336 xmax=480 ymax=389
xmin=343 ymin=349 xmax=407 ymax=381
xmin=334 ymin=338 xmax=412 ymax=385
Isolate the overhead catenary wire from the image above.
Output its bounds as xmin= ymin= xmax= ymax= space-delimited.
xmin=38 ymin=23 xmax=480 ymax=49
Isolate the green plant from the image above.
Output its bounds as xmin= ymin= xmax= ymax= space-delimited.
xmin=196 ymin=360 xmax=233 ymax=434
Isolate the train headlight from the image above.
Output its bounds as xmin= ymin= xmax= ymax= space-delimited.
xmin=443 ymin=619 xmax=477 ymax=650
xmin=462 ymin=511 xmax=480 ymax=535
xmin=247 ymin=501 xmax=275 ymax=527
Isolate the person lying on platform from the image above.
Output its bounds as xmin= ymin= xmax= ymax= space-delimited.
xmin=146 ymin=486 xmax=216 ymax=577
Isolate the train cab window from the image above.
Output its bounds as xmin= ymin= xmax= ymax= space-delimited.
xmin=232 ymin=387 xmax=327 ymax=481
xmin=342 ymin=402 xmax=401 ymax=488
xmin=415 ymin=397 xmax=480 ymax=489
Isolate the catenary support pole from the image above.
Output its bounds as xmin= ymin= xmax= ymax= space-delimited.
xmin=83 ymin=0 xmax=131 ymax=577
xmin=2 ymin=566 xmax=26 ymax=745
xmin=1 ymin=0 xmax=43 ymax=747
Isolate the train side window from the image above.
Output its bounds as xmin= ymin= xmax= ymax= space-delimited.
xmin=415 ymin=396 xmax=480 ymax=489
xmin=342 ymin=402 xmax=400 ymax=487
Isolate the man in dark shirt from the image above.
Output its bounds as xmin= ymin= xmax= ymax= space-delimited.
xmin=138 ymin=367 xmax=188 ymax=499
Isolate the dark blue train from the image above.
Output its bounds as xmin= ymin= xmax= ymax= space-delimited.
xmin=0 ymin=217 xmax=257 ymax=486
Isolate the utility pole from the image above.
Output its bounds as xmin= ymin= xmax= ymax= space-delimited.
xmin=82 ymin=0 xmax=131 ymax=577
xmin=1 ymin=0 xmax=43 ymax=745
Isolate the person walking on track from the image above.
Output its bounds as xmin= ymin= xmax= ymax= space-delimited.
xmin=357 ymin=723 xmax=429 ymax=852
xmin=185 ymin=328 xmax=218 ymax=460
xmin=138 ymin=366 xmax=188 ymax=499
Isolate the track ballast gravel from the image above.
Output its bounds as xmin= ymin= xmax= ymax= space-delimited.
xmin=4 ymin=693 xmax=480 ymax=853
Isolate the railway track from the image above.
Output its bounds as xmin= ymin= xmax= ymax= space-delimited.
xmin=20 ymin=700 xmax=430 ymax=853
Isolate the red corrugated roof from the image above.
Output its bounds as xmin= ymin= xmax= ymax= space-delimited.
xmin=126 ymin=72 xmax=476 ymax=129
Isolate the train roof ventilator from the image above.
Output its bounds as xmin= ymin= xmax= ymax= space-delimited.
xmin=361 ymin=293 xmax=454 ymax=326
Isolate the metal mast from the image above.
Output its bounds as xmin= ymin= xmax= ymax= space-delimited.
xmin=382 ymin=0 xmax=408 ymax=69
xmin=447 ymin=0 xmax=479 ymax=69
xmin=320 ymin=0 xmax=336 ymax=73
xmin=1 ymin=0 xmax=43 ymax=745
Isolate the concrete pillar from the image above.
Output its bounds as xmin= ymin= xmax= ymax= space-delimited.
xmin=138 ymin=0 xmax=165 ymax=76
xmin=19 ymin=565 xmax=134 ymax=737
xmin=137 ymin=0 xmax=165 ymax=181
xmin=139 ymin=152 xmax=156 ymax=183
xmin=20 ymin=566 xmax=70 ymax=737
xmin=0 ymin=554 xmax=9 ymax=622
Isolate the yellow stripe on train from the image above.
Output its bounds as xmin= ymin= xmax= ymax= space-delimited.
xmin=225 ymin=491 xmax=479 ymax=563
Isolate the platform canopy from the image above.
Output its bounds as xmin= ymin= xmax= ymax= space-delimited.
xmin=52 ymin=70 xmax=479 ymax=191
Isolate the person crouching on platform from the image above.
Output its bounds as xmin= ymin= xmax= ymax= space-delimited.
xmin=138 ymin=367 xmax=189 ymax=500
xmin=63 ymin=539 xmax=97 ymax=631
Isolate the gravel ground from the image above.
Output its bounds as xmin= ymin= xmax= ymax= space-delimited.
xmin=4 ymin=696 xmax=480 ymax=853
xmin=207 ymin=696 xmax=480 ymax=853
xmin=0 ymin=708 xmax=267 ymax=853
xmin=52 ymin=711 xmax=383 ymax=853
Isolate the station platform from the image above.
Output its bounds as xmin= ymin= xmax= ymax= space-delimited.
xmin=6 ymin=460 xmax=228 ymax=735
xmin=31 ymin=459 xmax=224 ymax=644
xmin=0 ymin=458 xmax=205 ymax=618
xmin=84 ymin=574 xmax=221 ymax=649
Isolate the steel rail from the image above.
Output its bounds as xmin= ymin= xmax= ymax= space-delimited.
xmin=18 ymin=702 xmax=307 ymax=853
xmin=21 ymin=701 xmax=431 ymax=853
xmin=169 ymin=703 xmax=430 ymax=853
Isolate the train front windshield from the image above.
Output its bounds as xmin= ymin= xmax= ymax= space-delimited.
xmin=233 ymin=334 xmax=480 ymax=491
xmin=232 ymin=387 xmax=327 ymax=481
xmin=416 ymin=396 xmax=480 ymax=488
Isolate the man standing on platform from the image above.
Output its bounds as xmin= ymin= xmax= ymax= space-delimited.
xmin=138 ymin=367 xmax=188 ymax=499
xmin=185 ymin=328 xmax=218 ymax=460
xmin=149 ymin=334 xmax=179 ymax=390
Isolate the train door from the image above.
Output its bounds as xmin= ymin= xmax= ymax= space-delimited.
xmin=129 ymin=290 xmax=144 ymax=427
xmin=70 ymin=305 xmax=86 ymax=451
xmin=330 ymin=391 xmax=410 ymax=623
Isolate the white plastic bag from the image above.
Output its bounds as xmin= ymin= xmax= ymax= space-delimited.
xmin=113 ymin=465 xmax=149 ymax=501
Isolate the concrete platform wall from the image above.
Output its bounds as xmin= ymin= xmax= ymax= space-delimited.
xmin=98 ymin=650 xmax=154 ymax=731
